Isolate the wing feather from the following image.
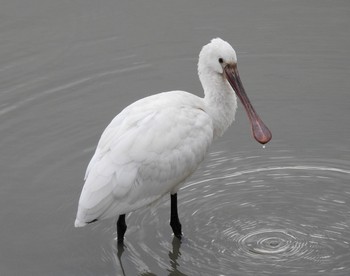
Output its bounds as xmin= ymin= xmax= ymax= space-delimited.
xmin=75 ymin=92 xmax=213 ymax=226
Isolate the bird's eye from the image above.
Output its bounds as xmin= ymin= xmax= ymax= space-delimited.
xmin=218 ymin=58 xmax=224 ymax=64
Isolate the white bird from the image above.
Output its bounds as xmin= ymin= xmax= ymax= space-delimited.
xmin=75 ymin=38 xmax=271 ymax=243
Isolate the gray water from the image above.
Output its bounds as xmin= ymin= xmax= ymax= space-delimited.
xmin=1 ymin=0 xmax=350 ymax=275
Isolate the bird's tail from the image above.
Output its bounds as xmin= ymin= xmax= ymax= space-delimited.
xmin=74 ymin=219 xmax=87 ymax=228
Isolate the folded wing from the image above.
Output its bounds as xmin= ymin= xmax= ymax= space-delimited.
xmin=75 ymin=92 xmax=213 ymax=226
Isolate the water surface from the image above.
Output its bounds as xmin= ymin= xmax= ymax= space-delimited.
xmin=1 ymin=0 xmax=350 ymax=275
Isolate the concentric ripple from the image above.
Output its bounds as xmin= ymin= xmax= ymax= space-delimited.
xmin=237 ymin=229 xmax=304 ymax=257
xmin=115 ymin=148 xmax=350 ymax=275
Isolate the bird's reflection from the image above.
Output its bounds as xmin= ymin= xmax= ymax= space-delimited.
xmin=167 ymin=237 xmax=187 ymax=276
xmin=116 ymin=242 xmax=126 ymax=276
xmin=115 ymin=237 xmax=187 ymax=276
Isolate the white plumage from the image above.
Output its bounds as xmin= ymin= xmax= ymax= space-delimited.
xmin=75 ymin=38 xmax=271 ymax=229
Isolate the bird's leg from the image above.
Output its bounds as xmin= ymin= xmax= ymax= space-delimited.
xmin=117 ymin=214 xmax=127 ymax=244
xmin=170 ymin=193 xmax=182 ymax=239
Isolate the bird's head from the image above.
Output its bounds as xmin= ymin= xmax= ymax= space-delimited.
xmin=198 ymin=38 xmax=237 ymax=75
xmin=199 ymin=38 xmax=272 ymax=145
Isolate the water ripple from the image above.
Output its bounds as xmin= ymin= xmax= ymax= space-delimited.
xmin=116 ymin=149 xmax=350 ymax=275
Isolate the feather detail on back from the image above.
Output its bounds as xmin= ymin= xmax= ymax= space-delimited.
xmin=75 ymin=91 xmax=213 ymax=226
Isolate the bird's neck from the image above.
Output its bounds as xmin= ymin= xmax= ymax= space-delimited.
xmin=200 ymin=70 xmax=237 ymax=139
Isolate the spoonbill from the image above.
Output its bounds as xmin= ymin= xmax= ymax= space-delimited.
xmin=75 ymin=38 xmax=272 ymax=243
